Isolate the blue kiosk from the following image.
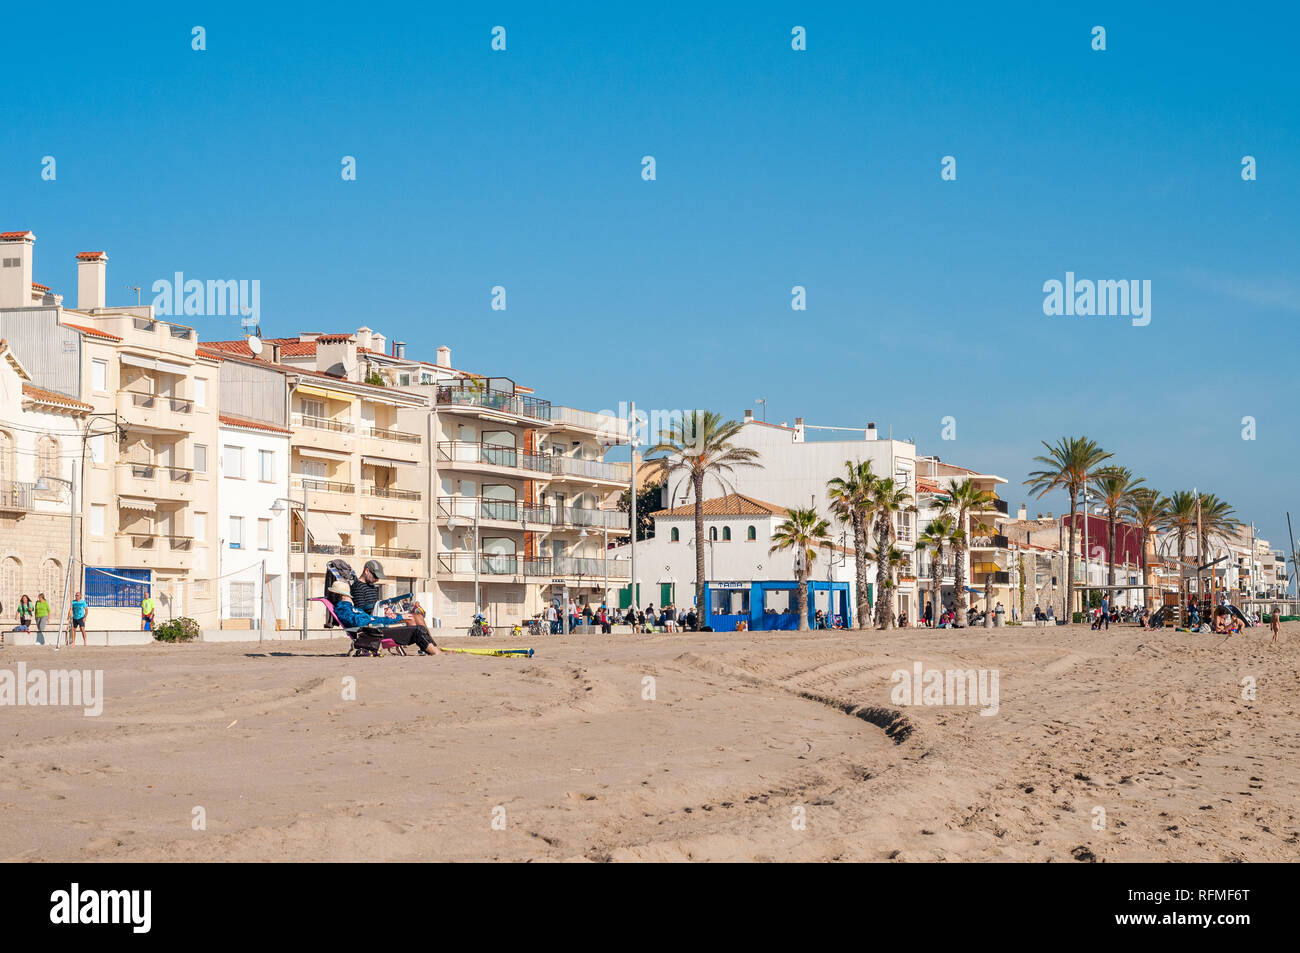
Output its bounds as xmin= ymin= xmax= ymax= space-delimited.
xmin=702 ymin=580 xmax=855 ymax=631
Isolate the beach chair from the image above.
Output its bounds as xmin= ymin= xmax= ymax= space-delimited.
xmin=311 ymin=597 xmax=407 ymax=657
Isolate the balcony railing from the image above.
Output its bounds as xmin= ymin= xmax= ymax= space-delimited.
xmin=117 ymin=532 xmax=193 ymax=550
xmin=296 ymin=478 xmax=356 ymax=496
xmin=435 ymin=384 xmax=552 ymax=421
xmin=366 ymin=546 xmax=421 ymax=560
xmin=289 ymin=542 xmax=356 ymax=556
xmin=975 ymin=571 xmax=1012 ymax=585
xmin=549 ymin=406 xmax=630 ymax=440
xmin=436 ymin=553 xmax=631 ymax=577
xmin=293 ymin=413 xmax=354 ymax=434
xmin=362 ymin=425 xmax=421 ymax=445
xmin=436 ymin=442 xmax=551 ymax=473
xmin=365 ymin=485 xmax=422 ymax=502
xmin=970 ymin=534 xmax=1009 ymax=549
xmin=0 ymin=480 xmax=36 ymax=512
xmin=549 ymin=455 xmax=630 ymax=483
xmin=986 ymin=499 xmax=1009 ymax=514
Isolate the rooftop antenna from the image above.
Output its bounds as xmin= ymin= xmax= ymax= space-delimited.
xmin=126 ymin=284 xmax=141 ymax=306
xmin=755 ymin=397 xmax=766 ymax=422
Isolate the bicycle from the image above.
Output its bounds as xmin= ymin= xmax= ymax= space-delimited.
xmin=469 ymin=620 xmax=493 ymax=637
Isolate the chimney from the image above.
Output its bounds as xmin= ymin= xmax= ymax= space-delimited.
xmin=0 ymin=231 xmax=36 ymax=309
xmin=76 ymin=251 xmax=108 ymax=310
xmin=370 ymin=331 xmax=386 ymax=355
xmin=793 ymin=417 xmax=805 ymax=443
xmin=315 ymin=334 xmax=357 ymax=378
xmin=394 ymin=341 xmax=406 ymax=359
xmin=1017 ymin=503 xmax=1027 ymax=521
xmin=743 ymin=409 xmax=753 ymax=421
xmin=354 ymin=326 xmax=373 ymax=350
xmin=865 ymin=422 xmax=878 ymax=440
xmin=435 ymin=345 xmax=451 ymax=368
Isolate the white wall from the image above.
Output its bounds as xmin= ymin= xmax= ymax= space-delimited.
xmin=216 ymin=424 xmax=290 ymax=622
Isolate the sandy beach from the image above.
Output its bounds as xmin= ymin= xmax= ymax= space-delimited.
xmin=1 ymin=622 xmax=1297 ymax=862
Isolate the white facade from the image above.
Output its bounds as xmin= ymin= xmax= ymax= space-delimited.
xmin=216 ymin=420 xmax=290 ymax=627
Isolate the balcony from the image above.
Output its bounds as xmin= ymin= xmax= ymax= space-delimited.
xmin=436 ymin=441 xmax=551 ymax=475
xmin=436 ymin=497 xmax=552 ymax=526
xmin=0 ymin=480 xmax=35 ymax=513
xmin=548 ymin=406 xmax=630 ymax=442
xmin=980 ymin=498 xmax=1010 ymax=515
xmin=116 ymin=462 xmax=196 ymax=502
xmin=435 ymin=384 xmax=552 ymax=422
xmin=435 ymin=552 xmax=631 ymax=579
xmin=94 ymin=313 xmax=198 ymax=355
xmin=360 ymin=425 xmax=422 ymax=464
xmin=114 ymin=532 xmax=194 ymax=570
xmin=547 ymin=455 xmax=631 ymax=485
xmin=292 ymin=413 xmax=356 ymax=454
xmin=364 ymin=546 xmax=423 ymax=577
xmin=294 ymin=477 xmax=357 ymax=512
xmin=975 ymin=571 xmax=1012 ymax=585
xmin=115 ymin=390 xmax=195 ymax=433
xmin=360 ymin=484 xmax=422 ymax=520
xmin=553 ymin=506 xmax=630 ymax=531
xmin=970 ymin=533 xmax=1010 ymax=549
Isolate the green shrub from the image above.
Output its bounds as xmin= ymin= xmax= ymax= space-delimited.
xmin=153 ymin=617 xmax=201 ymax=643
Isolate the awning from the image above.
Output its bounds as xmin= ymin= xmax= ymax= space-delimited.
xmin=120 ymin=353 xmax=189 ymax=376
xmin=119 ymin=496 xmax=157 ymax=512
xmin=361 ymin=455 xmax=415 ymax=468
xmin=297 ymin=383 xmax=352 ymax=402
xmin=297 ymin=446 xmax=351 ymax=461
xmin=362 ymin=511 xmax=420 ymax=523
xmin=295 ymin=508 xmax=342 ymax=545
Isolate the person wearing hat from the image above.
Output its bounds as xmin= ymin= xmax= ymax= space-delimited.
xmin=330 ymin=580 xmax=442 ymax=655
xmin=350 ymin=559 xmax=385 ymax=615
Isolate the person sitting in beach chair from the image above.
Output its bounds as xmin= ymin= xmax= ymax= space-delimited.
xmin=329 ymin=582 xmax=443 ymax=655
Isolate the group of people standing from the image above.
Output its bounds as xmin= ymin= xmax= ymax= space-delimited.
xmin=3 ymin=592 xmax=89 ymax=647
xmin=542 ymin=600 xmax=698 ymax=634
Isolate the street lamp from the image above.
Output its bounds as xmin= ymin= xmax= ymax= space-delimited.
xmin=34 ymin=474 xmax=74 ymax=649
xmin=270 ymin=484 xmax=309 ymax=641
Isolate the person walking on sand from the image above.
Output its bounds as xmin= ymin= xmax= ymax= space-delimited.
xmin=140 ymin=592 xmax=157 ymax=631
xmin=67 ymin=591 xmax=89 ymax=646
xmin=1270 ymin=605 xmax=1281 ymax=643
xmin=34 ymin=592 xmax=50 ymax=644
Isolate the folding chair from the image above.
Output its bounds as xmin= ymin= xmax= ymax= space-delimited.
xmin=311 ymin=598 xmax=406 ymax=657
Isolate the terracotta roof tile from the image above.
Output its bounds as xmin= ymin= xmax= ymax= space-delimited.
xmin=76 ymin=251 xmax=108 ymax=261
xmin=652 ymin=493 xmax=788 ymax=519
xmin=0 ymin=231 xmax=34 ymax=241
xmin=219 ymin=414 xmax=291 ymax=435
xmin=21 ymin=383 xmax=92 ymax=411
xmin=31 ymin=282 xmax=50 ymax=292
xmin=63 ymin=321 xmax=122 ymax=341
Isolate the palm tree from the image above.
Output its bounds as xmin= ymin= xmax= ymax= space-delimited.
xmin=827 ymin=460 xmax=876 ymax=630
xmin=1024 ymin=437 xmax=1112 ymax=621
xmin=645 ymin=411 xmax=762 ymax=615
xmin=1162 ymin=490 xmax=1200 ymax=611
xmin=937 ymin=478 xmax=999 ymax=627
xmin=868 ymin=478 xmax=913 ymax=629
xmin=916 ymin=516 xmax=956 ymax=627
xmin=770 ymin=507 xmax=831 ymax=631
xmin=866 ymin=544 xmax=910 ymax=626
xmin=1122 ymin=487 xmax=1167 ymax=609
xmin=1090 ymin=466 xmax=1145 ymax=605
xmin=1196 ymin=493 xmax=1239 ymax=599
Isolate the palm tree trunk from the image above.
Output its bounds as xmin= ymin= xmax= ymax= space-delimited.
xmin=693 ymin=471 xmax=705 ymax=617
xmin=854 ymin=515 xmax=869 ymax=629
xmin=1107 ymin=510 xmax=1117 ymax=605
xmin=797 ymin=567 xmax=810 ymax=631
xmin=930 ymin=543 xmax=942 ymax=627
xmin=874 ymin=516 xmax=890 ymax=629
xmin=1065 ymin=489 xmax=1078 ymax=622
xmin=953 ymin=532 xmax=968 ymax=626
xmin=1140 ymin=532 xmax=1149 ymax=610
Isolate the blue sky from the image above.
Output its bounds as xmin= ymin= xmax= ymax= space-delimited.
xmin=4 ymin=2 xmax=1298 ymax=553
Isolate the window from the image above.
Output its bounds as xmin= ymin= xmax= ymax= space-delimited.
xmin=88 ymin=434 xmax=105 ymax=464
xmin=92 ymin=359 xmax=107 ymax=392
xmin=224 ymin=445 xmax=244 ymax=478
xmin=229 ymin=581 xmax=255 ymax=619
xmin=194 ymin=378 xmax=207 ymax=407
xmin=709 ymin=526 xmax=718 ymax=541
xmin=229 ymin=516 xmax=243 ymax=549
xmin=90 ymin=504 xmax=106 ymax=536
xmin=259 ymin=449 xmax=274 ymax=482
xmin=258 ymin=518 xmax=271 ymax=550
xmin=301 ymin=398 xmax=325 ymax=420
xmin=0 ymin=557 xmax=20 ymax=602
xmin=194 ymin=512 xmax=207 ymax=542
xmin=722 ymin=526 xmax=732 ymax=541
xmin=670 ymin=527 xmax=680 ymax=542
xmin=36 ymin=435 xmax=59 ymax=482
xmin=194 ymin=444 xmax=208 ymax=474
xmin=747 ymin=525 xmax=757 ymax=540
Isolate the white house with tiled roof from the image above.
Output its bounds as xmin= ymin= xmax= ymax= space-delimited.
xmin=609 ymin=493 xmax=855 ymax=612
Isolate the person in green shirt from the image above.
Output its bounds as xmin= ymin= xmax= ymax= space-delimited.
xmin=33 ymin=593 xmax=51 ymax=645
xmin=141 ymin=594 xmax=157 ymax=631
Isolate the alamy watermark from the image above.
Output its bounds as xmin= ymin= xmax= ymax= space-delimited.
xmin=0 ymin=663 xmax=103 ymax=716
xmin=151 ymin=272 xmax=260 ymax=324
xmin=1042 ymin=272 xmax=1150 ymax=327
xmin=890 ymin=661 xmax=999 ymax=716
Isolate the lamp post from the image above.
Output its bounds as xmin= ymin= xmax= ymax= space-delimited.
xmin=34 ymin=474 xmax=75 ymax=649
xmin=270 ymin=483 xmax=309 ymax=641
